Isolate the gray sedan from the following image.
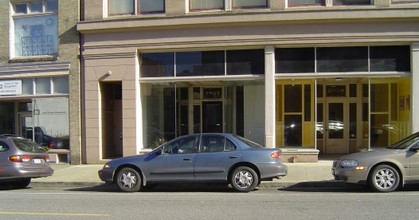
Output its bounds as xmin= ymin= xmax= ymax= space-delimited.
xmin=99 ymin=133 xmax=287 ymax=192
xmin=333 ymin=131 xmax=419 ymax=192
xmin=0 ymin=135 xmax=54 ymax=188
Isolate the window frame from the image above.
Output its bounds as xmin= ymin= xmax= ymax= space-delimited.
xmin=108 ymin=0 xmax=165 ymax=16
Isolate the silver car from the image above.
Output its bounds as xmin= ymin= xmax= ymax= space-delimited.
xmin=0 ymin=135 xmax=54 ymax=188
xmin=333 ymin=131 xmax=419 ymax=192
xmin=99 ymin=133 xmax=287 ymax=192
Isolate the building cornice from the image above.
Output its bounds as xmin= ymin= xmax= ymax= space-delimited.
xmin=0 ymin=63 xmax=71 ymax=79
xmin=77 ymin=7 xmax=419 ymax=34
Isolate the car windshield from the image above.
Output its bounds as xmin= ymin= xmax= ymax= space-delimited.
xmin=233 ymin=135 xmax=263 ymax=149
xmin=12 ymin=138 xmax=46 ymax=153
xmin=387 ymin=132 xmax=419 ymax=149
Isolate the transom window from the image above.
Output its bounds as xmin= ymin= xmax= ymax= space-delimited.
xmin=141 ymin=49 xmax=265 ymax=77
xmin=108 ymin=0 xmax=164 ymax=16
xmin=12 ymin=0 xmax=58 ymax=58
xmin=276 ymin=46 xmax=410 ymax=74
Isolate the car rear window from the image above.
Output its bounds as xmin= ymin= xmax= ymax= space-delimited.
xmin=12 ymin=138 xmax=46 ymax=153
xmin=234 ymin=135 xmax=263 ymax=148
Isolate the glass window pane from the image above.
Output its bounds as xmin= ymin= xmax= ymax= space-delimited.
xmin=276 ymin=48 xmax=315 ymax=73
xmin=304 ymin=85 xmax=311 ymax=121
xmin=371 ymin=84 xmax=388 ymax=112
xmin=15 ymin=3 xmax=28 ymax=14
xmin=22 ymin=78 xmax=34 ymax=95
xmin=371 ymin=114 xmax=389 ymax=147
xmin=176 ymin=51 xmax=224 ymax=76
xmin=334 ymin=0 xmax=371 ymax=5
xmin=317 ymin=47 xmax=368 ymax=72
xmin=350 ymin=103 xmax=356 ymax=139
xmin=140 ymin=0 xmax=164 ymax=13
xmin=53 ymin=77 xmax=69 ymax=94
xmin=36 ymin=78 xmax=51 ymax=94
xmin=109 ymin=0 xmax=134 ymax=15
xmin=233 ymin=0 xmax=267 ymax=8
xmin=142 ymin=85 xmax=176 ymax=148
xmin=227 ymin=49 xmax=264 ymax=75
xmin=190 ymin=0 xmax=224 ymax=10
xmin=370 ymin=46 xmax=410 ymax=72
xmin=46 ymin=0 xmax=58 ymax=13
xmin=316 ymin=103 xmax=323 ymax=139
xmin=141 ymin=53 xmax=174 ymax=77
xmin=328 ymin=103 xmax=344 ymax=139
xmin=284 ymin=115 xmax=302 ymax=146
xmin=14 ymin=15 xmax=58 ymax=57
xmin=289 ymin=0 xmax=324 ymax=6
xmin=30 ymin=2 xmax=43 ymax=13
xmin=284 ymin=85 xmax=302 ymax=112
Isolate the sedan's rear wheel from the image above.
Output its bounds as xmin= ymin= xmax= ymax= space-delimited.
xmin=230 ymin=166 xmax=258 ymax=192
xmin=116 ymin=167 xmax=142 ymax=192
xmin=369 ymin=164 xmax=400 ymax=192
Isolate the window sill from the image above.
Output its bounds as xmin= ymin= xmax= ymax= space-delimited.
xmin=9 ymin=55 xmax=57 ymax=63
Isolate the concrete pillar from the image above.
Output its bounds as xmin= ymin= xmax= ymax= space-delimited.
xmin=265 ymin=46 xmax=276 ymax=148
xmin=411 ymin=43 xmax=419 ymax=133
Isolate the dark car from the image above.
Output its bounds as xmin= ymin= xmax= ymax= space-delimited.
xmin=99 ymin=133 xmax=287 ymax=192
xmin=0 ymin=135 xmax=54 ymax=188
xmin=23 ymin=126 xmax=69 ymax=149
xmin=333 ymin=131 xmax=419 ymax=192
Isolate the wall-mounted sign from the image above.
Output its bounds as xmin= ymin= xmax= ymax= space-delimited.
xmin=0 ymin=80 xmax=22 ymax=96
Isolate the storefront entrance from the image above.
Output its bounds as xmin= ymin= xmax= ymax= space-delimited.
xmin=325 ymin=100 xmax=348 ymax=154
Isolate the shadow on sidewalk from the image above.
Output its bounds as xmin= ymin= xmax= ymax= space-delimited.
xmin=279 ymin=181 xmax=369 ymax=193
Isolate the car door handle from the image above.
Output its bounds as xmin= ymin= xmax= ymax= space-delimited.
xmin=183 ymin=158 xmax=192 ymax=161
xmin=229 ymin=156 xmax=238 ymax=159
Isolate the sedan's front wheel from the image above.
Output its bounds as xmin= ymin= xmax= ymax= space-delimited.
xmin=369 ymin=164 xmax=400 ymax=192
xmin=116 ymin=167 xmax=142 ymax=192
xmin=230 ymin=166 xmax=258 ymax=192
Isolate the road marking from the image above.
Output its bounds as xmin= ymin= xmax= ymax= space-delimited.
xmin=0 ymin=211 xmax=110 ymax=217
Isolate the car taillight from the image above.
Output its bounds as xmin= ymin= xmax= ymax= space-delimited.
xmin=9 ymin=155 xmax=32 ymax=163
xmin=271 ymin=151 xmax=281 ymax=159
xmin=44 ymin=155 xmax=50 ymax=162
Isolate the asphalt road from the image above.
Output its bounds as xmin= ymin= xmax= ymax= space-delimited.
xmin=1 ymin=184 xmax=419 ymax=220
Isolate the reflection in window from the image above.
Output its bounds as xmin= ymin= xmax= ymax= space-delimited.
xmin=317 ymin=47 xmax=368 ymax=72
xmin=227 ymin=49 xmax=264 ymax=75
xmin=285 ymin=115 xmax=302 ymax=146
xmin=140 ymin=0 xmax=165 ymax=13
xmin=176 ymin=51 xmax=224 ymax=76
xmin=12 ymin=1 xmax=58 ymax=58
xmin=276 ymin=48 xmax=315 ymax=73
xmin=141 ymin=53 xmax=174 ymax=77
xmin=53 ymin=77 xmax=69 ymax=94
xmin=288 ymin=0 xmax=325 ymax=6
xmin=370 ymin=46 xmax=410 ymax=72
xmin=334 ymin=0 xmax=371 ymax=5
xmin=36 ymin=78 xmax=51 ymax=94
xmin=233 ymin=0 xmax=267 ymax=8
xmin=190 ymin=0 xmax=224 ymax=10
xmin=109 ymin=0 xmax=134 ymax=15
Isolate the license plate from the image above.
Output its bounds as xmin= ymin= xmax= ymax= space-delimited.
xmin=33 ymin=158 xmax=43 ymax=164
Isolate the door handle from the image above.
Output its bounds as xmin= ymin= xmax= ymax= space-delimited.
xmin=229 ymin=156 xmax=238 ymax=159
xmin=183 ymin=158 xmax=192 ymax=161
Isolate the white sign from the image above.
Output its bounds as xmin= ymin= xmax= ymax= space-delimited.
xmin=0 ymin=80 xmax=22 ymax=95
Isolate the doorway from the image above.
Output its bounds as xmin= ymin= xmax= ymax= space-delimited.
xmin=325 ymin=100 xmax=348 ymax=154
xmin=100 ymin=82 xmax=123 ymax=159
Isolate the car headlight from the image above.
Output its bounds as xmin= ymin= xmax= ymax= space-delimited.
xmin=339 ymin=159 xmax=359 ymax=168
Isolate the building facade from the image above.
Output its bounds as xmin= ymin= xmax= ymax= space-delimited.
xmin=0 ymin=0 xmax=82 ymax=164
xmin=78 ymin=0 xmax=419 ymax=163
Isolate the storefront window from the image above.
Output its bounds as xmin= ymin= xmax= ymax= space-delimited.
xmin=317 ymin=47 xmax=368 ymax=72
xmin=275 ymin=48 xmax=315 ymax=73
xmin=227 ymin=49 xmax=264 ymax=75
xmin=35 ymin=78 xmax=50 ymax=94
xmin=176 ymin=51 xmax=225 ymax=76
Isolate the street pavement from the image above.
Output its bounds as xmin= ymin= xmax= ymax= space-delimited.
xmin=30 ymin=159 xmax=351 ymax=189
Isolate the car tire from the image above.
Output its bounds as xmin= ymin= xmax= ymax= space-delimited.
xmin=369 ymin=164 xmax=400 ymax=192
xmin=230 ymin=166 xmax=259 ymax=192
xmin=14 ymin=178 xmax=31 ymax=189
xmin=116 ymin=167 xmax=142 ymax=192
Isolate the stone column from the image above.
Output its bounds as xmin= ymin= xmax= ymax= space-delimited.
xmin=265 ymin=46 xmax=276 ymax=148
xmin=411 ymin=43 xmax=419 ymax=133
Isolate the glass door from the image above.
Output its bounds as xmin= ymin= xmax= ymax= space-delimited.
xmin=325 ymin=101 xmax=348 ymax=153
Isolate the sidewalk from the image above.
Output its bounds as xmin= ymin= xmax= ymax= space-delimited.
xmin=31 ymin=160 xmax=338 ymax=189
